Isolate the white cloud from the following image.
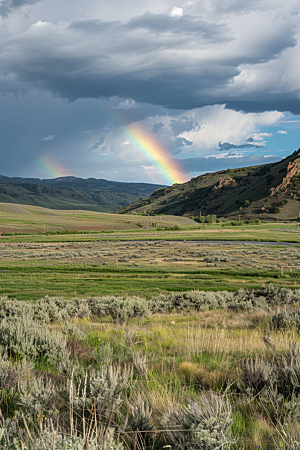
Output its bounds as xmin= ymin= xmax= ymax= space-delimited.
xmin=113 ymin=99 xmax=137 ymax=110
xmin=251 ymin=133 xmax=272 ymax=141
xmin=277 ymin=120 xmax=300 ymax=123
xmin=170 ymin=6 xmax=183 ymax=17
xmin=93 ymin=105 xmax=284 ymax=161
xmin=208 ymin=151 xmax=245 ymax=159
xmin=177 ymin=105 xmax=283 ymax=155
xmin=40 ymin=134 xmax=57 ymax=141
xmin=276 ymin=130 xmax=287 ymax=134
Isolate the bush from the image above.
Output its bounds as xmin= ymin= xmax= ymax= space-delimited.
xmin=71 ymin=363 xmax=134 ymax=413
xmin=230 ymin=221 xmax=243 ymax=226
xmin=104 ymin=296 xmax=150 ymax=323
xmin=239 ymin=343 xmax=300 ymax=399
xmin=244 ymin=218 xmax=261 ymax=224
xmin=271 ymin=308 xmax=300 ymax=330
xmin=0 ymin=315 xmax=69 ymax=366
xmin=239 ymin=357 xmax=275 ymax=396
xmin=0 ymin=426 xmax=125 ymax=450
xmin=161 ymin=392 xmax=234 ymax=449
xmin=0 ymin=285 xmax=299 ymax=329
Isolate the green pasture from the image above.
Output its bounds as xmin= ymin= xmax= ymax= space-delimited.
xmin=1 ymin=221 xmax=300 ymax=244
xmin=0 ymin=263 xmax=297 ymax=300
xmin=0 ymin=203 xmax=300 ymax=299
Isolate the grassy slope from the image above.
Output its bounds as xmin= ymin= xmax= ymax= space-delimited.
xmin=0 ymin=202 xmax=196 ymax=234
xmin=117 ymin=149 xmax=300 ymax=220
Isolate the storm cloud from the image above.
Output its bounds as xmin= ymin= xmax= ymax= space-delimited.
xmin=0 ymin=0 xmax=299 ymax=182
xmin=0 ymin=0 xmax=41 ymax=18
xmin=1 ymin=3 xmax=299 ymax=112
xmin=218 ymin=142 xmax=263 ymax=151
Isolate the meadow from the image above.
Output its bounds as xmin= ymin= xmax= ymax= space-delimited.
xmin=1 ymin=287 xmax=300 ymax=448
xmin=1 ymin=203 xmax=300 ymax=448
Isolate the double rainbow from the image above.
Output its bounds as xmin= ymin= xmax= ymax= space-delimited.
xmin=124 ymin=124 xmax=187 ymax=185
xmin=37 ymin=124 xmax=187 ymax=185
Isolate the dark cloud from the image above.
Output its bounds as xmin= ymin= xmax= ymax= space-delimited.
xmin=0 ymin=9 xmax=298 ymax=113
xmin=152 ymin=122 xmax=164 ymax=133
xmin=147 ymin=118 xmax=194 ymax=154
xmin=180 ymin=154 xmax=281 ymax=172
xmin=170 ymin=118 xmax=195 ymax=135
xmin=88 ymin=135 xmax=106 ymax=151
xmin=163 ymin=136 xmax=193 ymax=155
xmin=0 ymin=0 xmax=40 ymax=18
xmin=180 ymin=138 xmax=193 ymax=147
xmin=69 ymin=13 xmax=231 ymax=42
xmin=225 ymin=99 xmax=300 ymax=116
xmin=218 ymin=142 xmax=263 ymax=151
xmin=126 ymin=12 xmax=231 ymax=41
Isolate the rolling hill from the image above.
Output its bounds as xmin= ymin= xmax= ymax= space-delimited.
xmin=0 ymin=176 xmax=165 ymax=212
xmin=116 ymin=149 xmax=300 ymax=220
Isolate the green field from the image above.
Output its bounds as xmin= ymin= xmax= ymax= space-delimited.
xmin=0 ymin=203 xmax=300 ymax=299
xmin=0 ymin=264 xmax=291 ymax=300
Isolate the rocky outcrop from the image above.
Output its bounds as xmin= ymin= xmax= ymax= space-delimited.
xmin=269 ymin=157 xmax=300 ymax=196
xmin=212 ymin=178 xmax=237 ymax=191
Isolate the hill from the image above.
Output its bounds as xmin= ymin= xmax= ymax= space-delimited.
xmin=0 ymin=202 xmax=196 ymax=235
xmin=116 ymin=149 xmax=300 ymax=220
xmin=0 ymin=176 xmax=164 ymax=212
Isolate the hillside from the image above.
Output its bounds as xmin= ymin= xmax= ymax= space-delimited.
xmin=0 ymin=202 xmax=196 ymax=235
xmin=116 ymin=149 xmax=300 ymax=220
xmin=0 ymin=176 xmax=164 ymax=212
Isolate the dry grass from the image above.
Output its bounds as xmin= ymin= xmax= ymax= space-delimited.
xmin=0 ymin=202 xmax=196 ymax=234
xmin=112 ymin=311 xmax=299 ymax=359
xmin=180 ymin=362 xmax=233 ymax=389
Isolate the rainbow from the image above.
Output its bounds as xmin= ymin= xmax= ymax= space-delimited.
xmin=38 ymin=154 xmax=69 ymax=179
xmin=123 ymin=124 xmax=187 ymax=185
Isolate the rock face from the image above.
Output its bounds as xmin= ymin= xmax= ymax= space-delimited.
xmin=116 ymin=149 xmax=300 ymax=220
xmin=212 ymin=178 xmax=237 ymax=191
xmin=269 ymin=152 xmax=300 ymax=196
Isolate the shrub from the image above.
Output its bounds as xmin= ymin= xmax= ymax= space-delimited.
xmin=276 ymin=343 xmax=300 ymax=398
xmin=72 ymin=363 xmax=134 ymax=412
xmin=106 ymin=296 xmax=150 ymax=323
xmin=17 ymin=375 xmax=59 ymax=423
xmin=0 ymin=426 xmax=125 ymax=450
xmin=161 ymin=392 xmax=234 ymax=449
xmin=271 ymin=308 xmax=300 ymax=330
xmin=0 ymin=353 xmax=33 ymax=392
xmin=0 ymin=285 xmax=299 ymax=329
xmin=239 ymin=357 xmax=275 ymax=396
xmin=195 ymin=215 xmax=217 ymax=224
xmin=128 ymin=393 xmax=153 ymax=433
xmin=0 ymin=315 xmax=69 ymax=366
xmin=239 ymin=343 xmax=300 ymax=399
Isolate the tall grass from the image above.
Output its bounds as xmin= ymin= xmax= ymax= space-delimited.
xmin=0 ymin=287 xmax=300 ymax=448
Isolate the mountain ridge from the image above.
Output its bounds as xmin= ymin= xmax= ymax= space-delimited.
xmin=116 ymin=150 xmax=300 ymax=220
xmin=0 ymin=175 xmax=165 ymax=212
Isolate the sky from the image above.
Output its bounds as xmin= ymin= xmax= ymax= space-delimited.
xmin=0 ymin=0 xmax=299 ymax=185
